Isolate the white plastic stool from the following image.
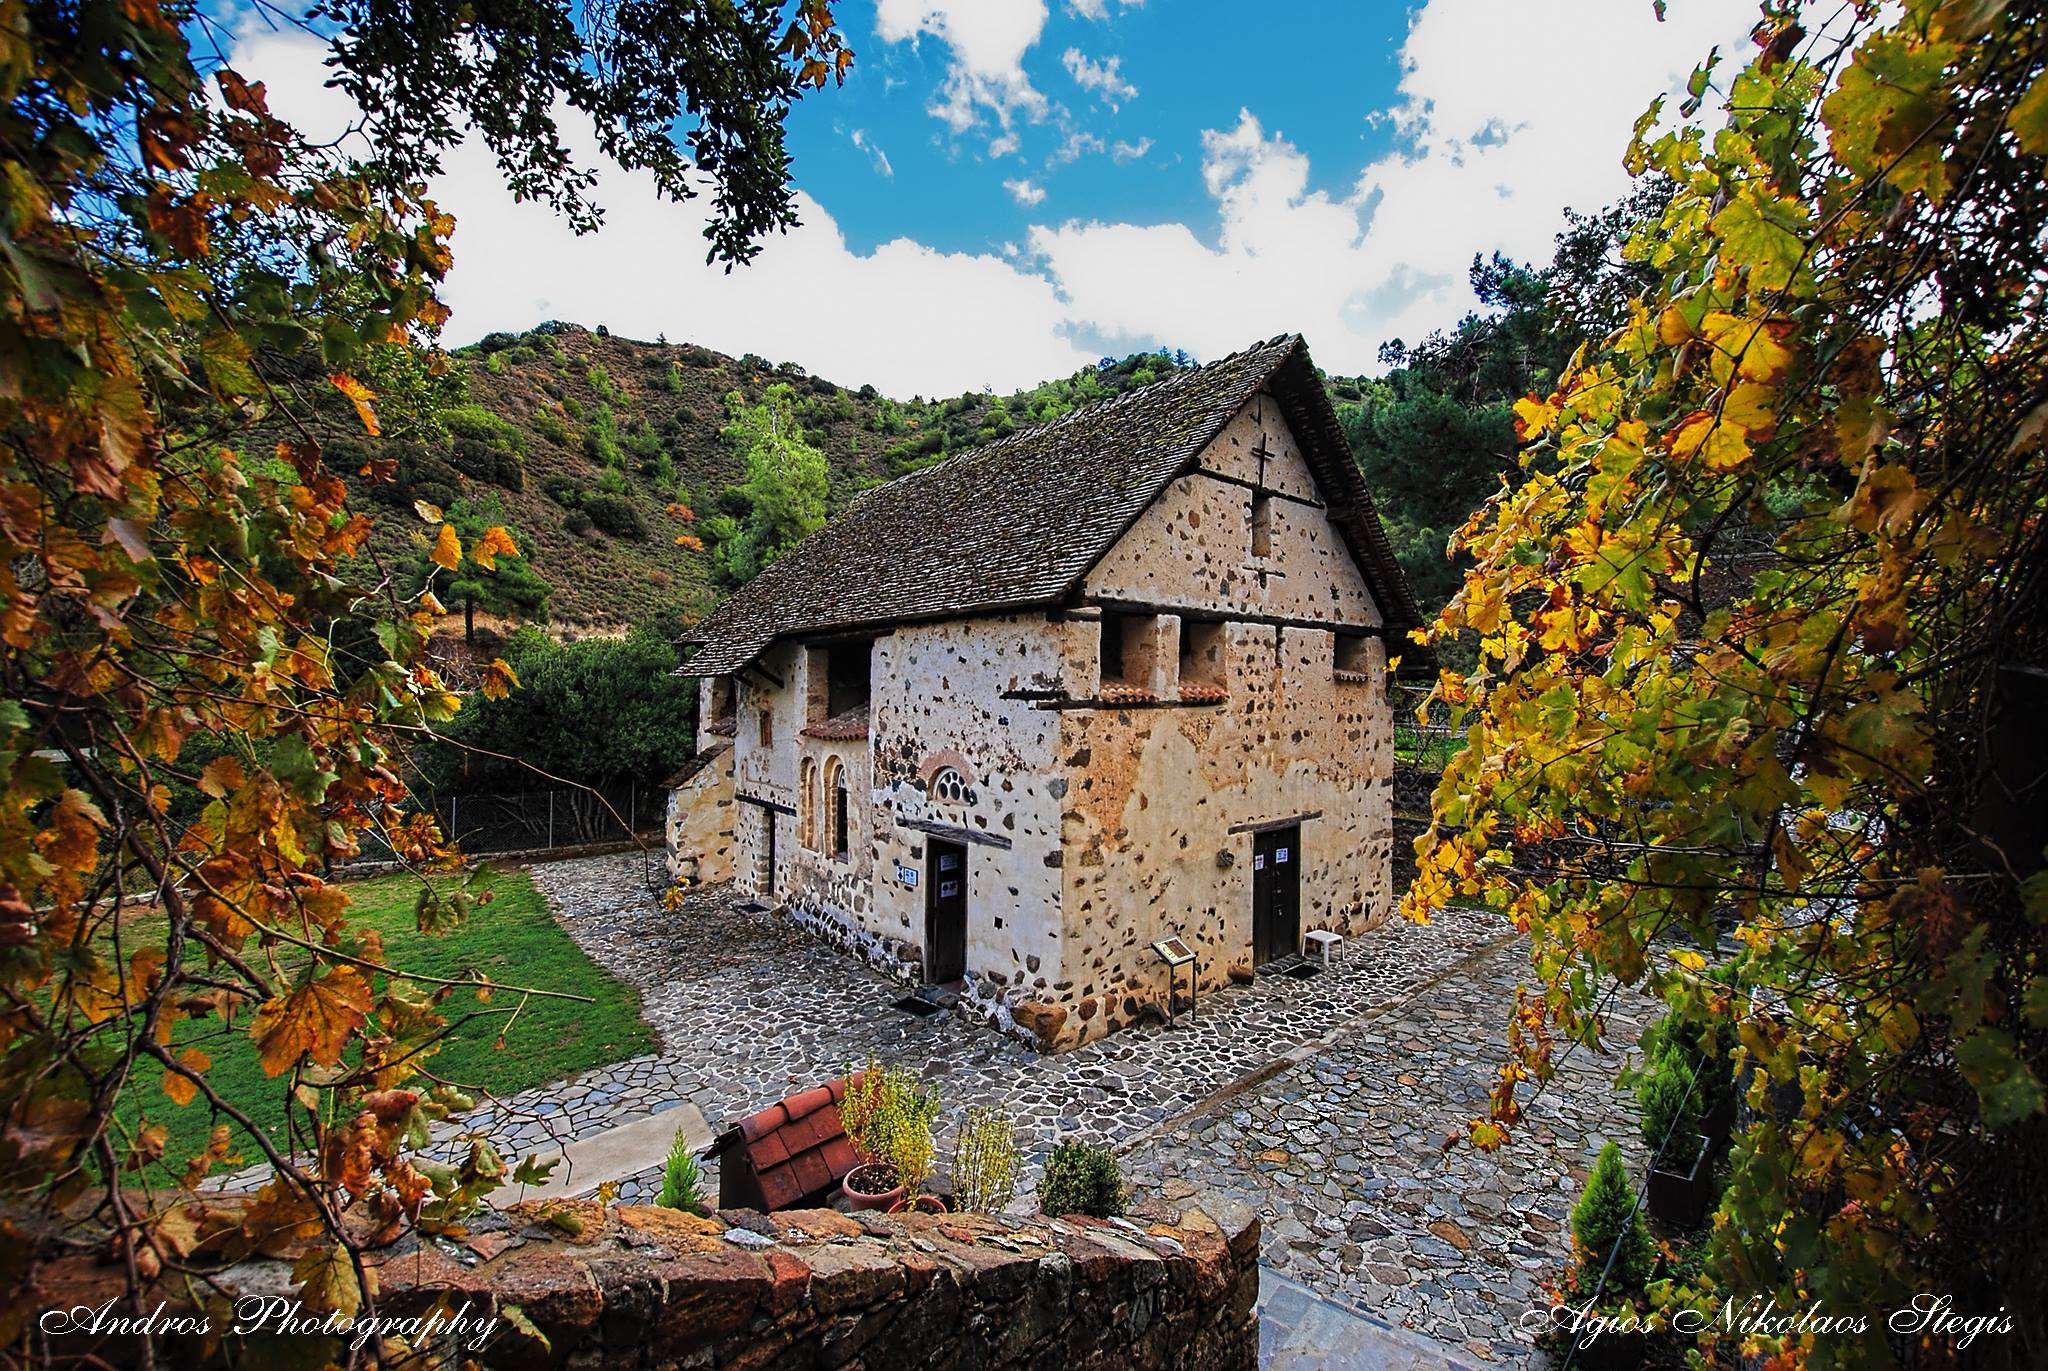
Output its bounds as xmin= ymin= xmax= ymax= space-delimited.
xmin=1304 ymin=929 xmax=1343 ymax=966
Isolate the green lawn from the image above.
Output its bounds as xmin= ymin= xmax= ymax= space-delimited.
xmin=118 ymin=864 xmax=655 ymax=1180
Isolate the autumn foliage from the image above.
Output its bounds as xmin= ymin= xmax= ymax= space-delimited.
xmin=1406 ymin=3 xmax=2048 ymax=1363
xmin=0 ymin=0 xmax=847 ymax=1354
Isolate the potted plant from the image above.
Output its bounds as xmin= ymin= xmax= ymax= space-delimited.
xmin=838 ymin=1060 xmax=940 ymax=1212
xmin=1631 ymin=1035 xmax=1723 ymax=1229
xmin=1646 ymin=1130 xmax=1714 ymax=1229
xmin=656 ymin=1123 xmax=709 ymax=1215
xmin=1533 ymin=1142 xmax=1658 ymax=1371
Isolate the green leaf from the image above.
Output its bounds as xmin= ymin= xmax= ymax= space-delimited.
xmin=1955 ymin=1028 xmax=2046 ymax=1127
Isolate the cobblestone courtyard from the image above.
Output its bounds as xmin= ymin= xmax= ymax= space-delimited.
xmin=479 ymin=853 xmax=1508 ymax=1191
xmin=1123 ymin=941 xmax=1650 ymax=1365
xmin=460 ymin=852 xmax=1646 ymax=1364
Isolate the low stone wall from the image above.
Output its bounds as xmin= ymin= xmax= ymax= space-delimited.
xmin=28 ymin=1197 xmax=1258 ymax=1370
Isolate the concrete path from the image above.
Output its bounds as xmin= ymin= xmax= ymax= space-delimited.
xmin=1259 ymin=1271 xmax=1485 ymax=1371
xmin=490 ymin=1101 xmax=711 ymax=1207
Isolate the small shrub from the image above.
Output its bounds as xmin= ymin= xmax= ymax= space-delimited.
xmin=1039 ymin=1140 xmax=1124 ymax=1218
xmin=563 ymin=508 xmax=594 ymax=536
xmin=1636 ymin=1051 xmax=1704 ymax=1154
xmin=1570 ymin=1141 xmax=1654 ymax=1297
xmin=595 ymin=468 xmax=628 ymax=496
xmin=586 ymin=362 xmax=620 ymax=402
xmin=951 ymin=1106 xmax=1018 ymax=1214
xmin=661 ymin=362 xmax=685 ymax=393
xmin=542 ymin=474 xmax=586 ymax=507
xmin=582 ymin=492 xmax=645 ymax=538
xmin=532 ymin=408 xmax=572 ymax=446
xmin=657 ymin=1127 xmax=707 ymax=1214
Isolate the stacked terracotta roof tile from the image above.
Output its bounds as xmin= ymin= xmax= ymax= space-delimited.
xmin=800 ymin=705 xmax=870 ymax=740
xmin=712 ymin=1075 xmax=864 ymax=1212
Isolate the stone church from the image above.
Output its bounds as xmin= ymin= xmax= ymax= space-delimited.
xmin=666 ymin=334 xmax=1423 ymax=1052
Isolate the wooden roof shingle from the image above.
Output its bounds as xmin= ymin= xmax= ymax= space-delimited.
xmin=683 ymin=334 xmax=1422 ymax=676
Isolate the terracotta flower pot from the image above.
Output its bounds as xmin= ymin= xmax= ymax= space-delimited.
xmin=841 ymin=1162 xmax=904 ymax=1212
xmin=889 ymin=1192 xmax=948 ymax=1215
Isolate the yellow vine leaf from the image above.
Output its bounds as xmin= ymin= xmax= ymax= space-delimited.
xmin=252 ymin=965 xmax=374 ymax=1076
xmin=328 ymin=374 xmax=380 ymax=436
xmin=430 ymin=523 xmax=462 ymax=572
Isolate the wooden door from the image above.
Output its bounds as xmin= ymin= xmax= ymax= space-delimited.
xmin=1251 ymin=825 xmax=1301 ymax=966
xmin=925 ymin=840 xmax=968 ymax=984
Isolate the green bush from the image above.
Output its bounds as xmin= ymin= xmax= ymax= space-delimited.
xmin=563 ymin=508 xmax=593 ymax=536
xmin=1570 ymin=1141 xmax=1654 ymax=1297
xmin=424 ymin=625 xmax=695 ymax=790
xmin=441 ymin=404 xmax=526 ymax=490
xmin=583 ymin=492 xmax=646 ymax=538
xmin=532 ymin=407 xmax=572 ymax=446
xmin=1038 ymin=1140 xmax=1124 ymax=1218
xmin=586 ymin=362 xmax=620 ymax=402
xmin=542 ymin=474 xmax=586 ymax=507
xmin=1637 ymin=1049 xmax=1704 ymax=1153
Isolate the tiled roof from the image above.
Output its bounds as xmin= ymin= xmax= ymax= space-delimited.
xmin=711 ymin=1075 xmax=863 ymax=1212
xmin=801 ymin=704 xmax=871 ymax=740
xmin=683 ymin=335 xmax=1423 ymax=676
xmin=663 ymin=739 xmax=730 ymax=790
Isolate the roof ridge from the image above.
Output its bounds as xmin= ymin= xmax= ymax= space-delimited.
xmin=838 ymin=335 xmax=1299 ymax=505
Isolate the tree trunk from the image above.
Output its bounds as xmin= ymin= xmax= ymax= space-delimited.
xmin=464 ymin=596 xmax=474 ymax=645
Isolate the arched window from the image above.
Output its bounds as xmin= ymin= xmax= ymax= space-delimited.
xmin=798 ymin=758 xmax=817 ymax=849
xmin=828 ymin=760 xmax=850 ymax=858
xmin=929 ymin=766 xmax=968 ymax=805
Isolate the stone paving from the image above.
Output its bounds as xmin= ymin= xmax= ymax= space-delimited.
xmin=461 ymin=852 xmax=1510 ymax=1205
xmin=1122 ymin=940 xmax=1651 ymax=1367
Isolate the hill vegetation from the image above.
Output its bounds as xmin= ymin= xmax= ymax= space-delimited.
xmin=318 ymin=325 xmax=1206 ymax=629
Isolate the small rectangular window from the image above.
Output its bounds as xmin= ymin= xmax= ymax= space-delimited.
xmin=826 ymin=641 xmax=872 ymax=716
xmin=758 ymin=708 xmax=774 ymax=745
xmin=1099 ymin=613 xmax=1127 ymax=684
xmin=1334 ymin=632 xmax=1373 ymax=682
xmin=1179 ymin=619 xmax=1226 ymax=689
xmin=1250 ymin=493 xmax=1273 ymax=558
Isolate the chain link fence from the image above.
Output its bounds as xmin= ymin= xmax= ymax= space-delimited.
xmin=346 ymin=781 xmax=664 ymax=867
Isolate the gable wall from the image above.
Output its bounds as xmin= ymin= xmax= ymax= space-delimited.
xmin=1080 ymin=390 xmax=1382 ymax=626
xmin=1027 ymin=392 xmax=1395 ymax=1051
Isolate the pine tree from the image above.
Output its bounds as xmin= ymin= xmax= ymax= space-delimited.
xmin=1570 ymin=1142 xmax=1654 ymax=1298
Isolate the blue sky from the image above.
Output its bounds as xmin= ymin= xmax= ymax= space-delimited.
xmin=233 ymin=1 xmax=1755 ymax=395
xmin=788 ymin=5 xmax=1415 ymax=261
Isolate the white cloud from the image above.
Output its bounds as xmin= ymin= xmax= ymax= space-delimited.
xmin=1027 ymin=0 xmax=1748 ymax=370
xmin=1061 ymin=49 xmax=1136 ymax=108
xmin=235 ymin=0 xmax=1749 ymax=397
xmin=1049 ymin=129 xmax=1107 ymax=165
xmin=231 ymin=23 xmax=1089 ymax=396
xmin=849 ymin=129 xmax=894 ymax=178
xmin=1066 ymin=0 xmax=1142 ymax=19
xmin=874 ymin=0 xmax=1050 ymax=132
xmin=987 ymin=131 xmax=1022 ymax=158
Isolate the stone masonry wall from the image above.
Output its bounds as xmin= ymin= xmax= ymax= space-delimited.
xmin=1017 ymin=388 xmax=1395 ymax=1051
xmin=665 ymin=743 xmax=736 ymax=887
xmin=28 ymin=1198 xmax=1259 ymax=1370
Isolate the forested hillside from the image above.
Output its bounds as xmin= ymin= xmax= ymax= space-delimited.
xmin=323 ymin=325 xmax=1202 ymax=629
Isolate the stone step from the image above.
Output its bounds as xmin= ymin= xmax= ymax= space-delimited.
xmin=492 ymin=1102 xmax=713 ymax=1208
